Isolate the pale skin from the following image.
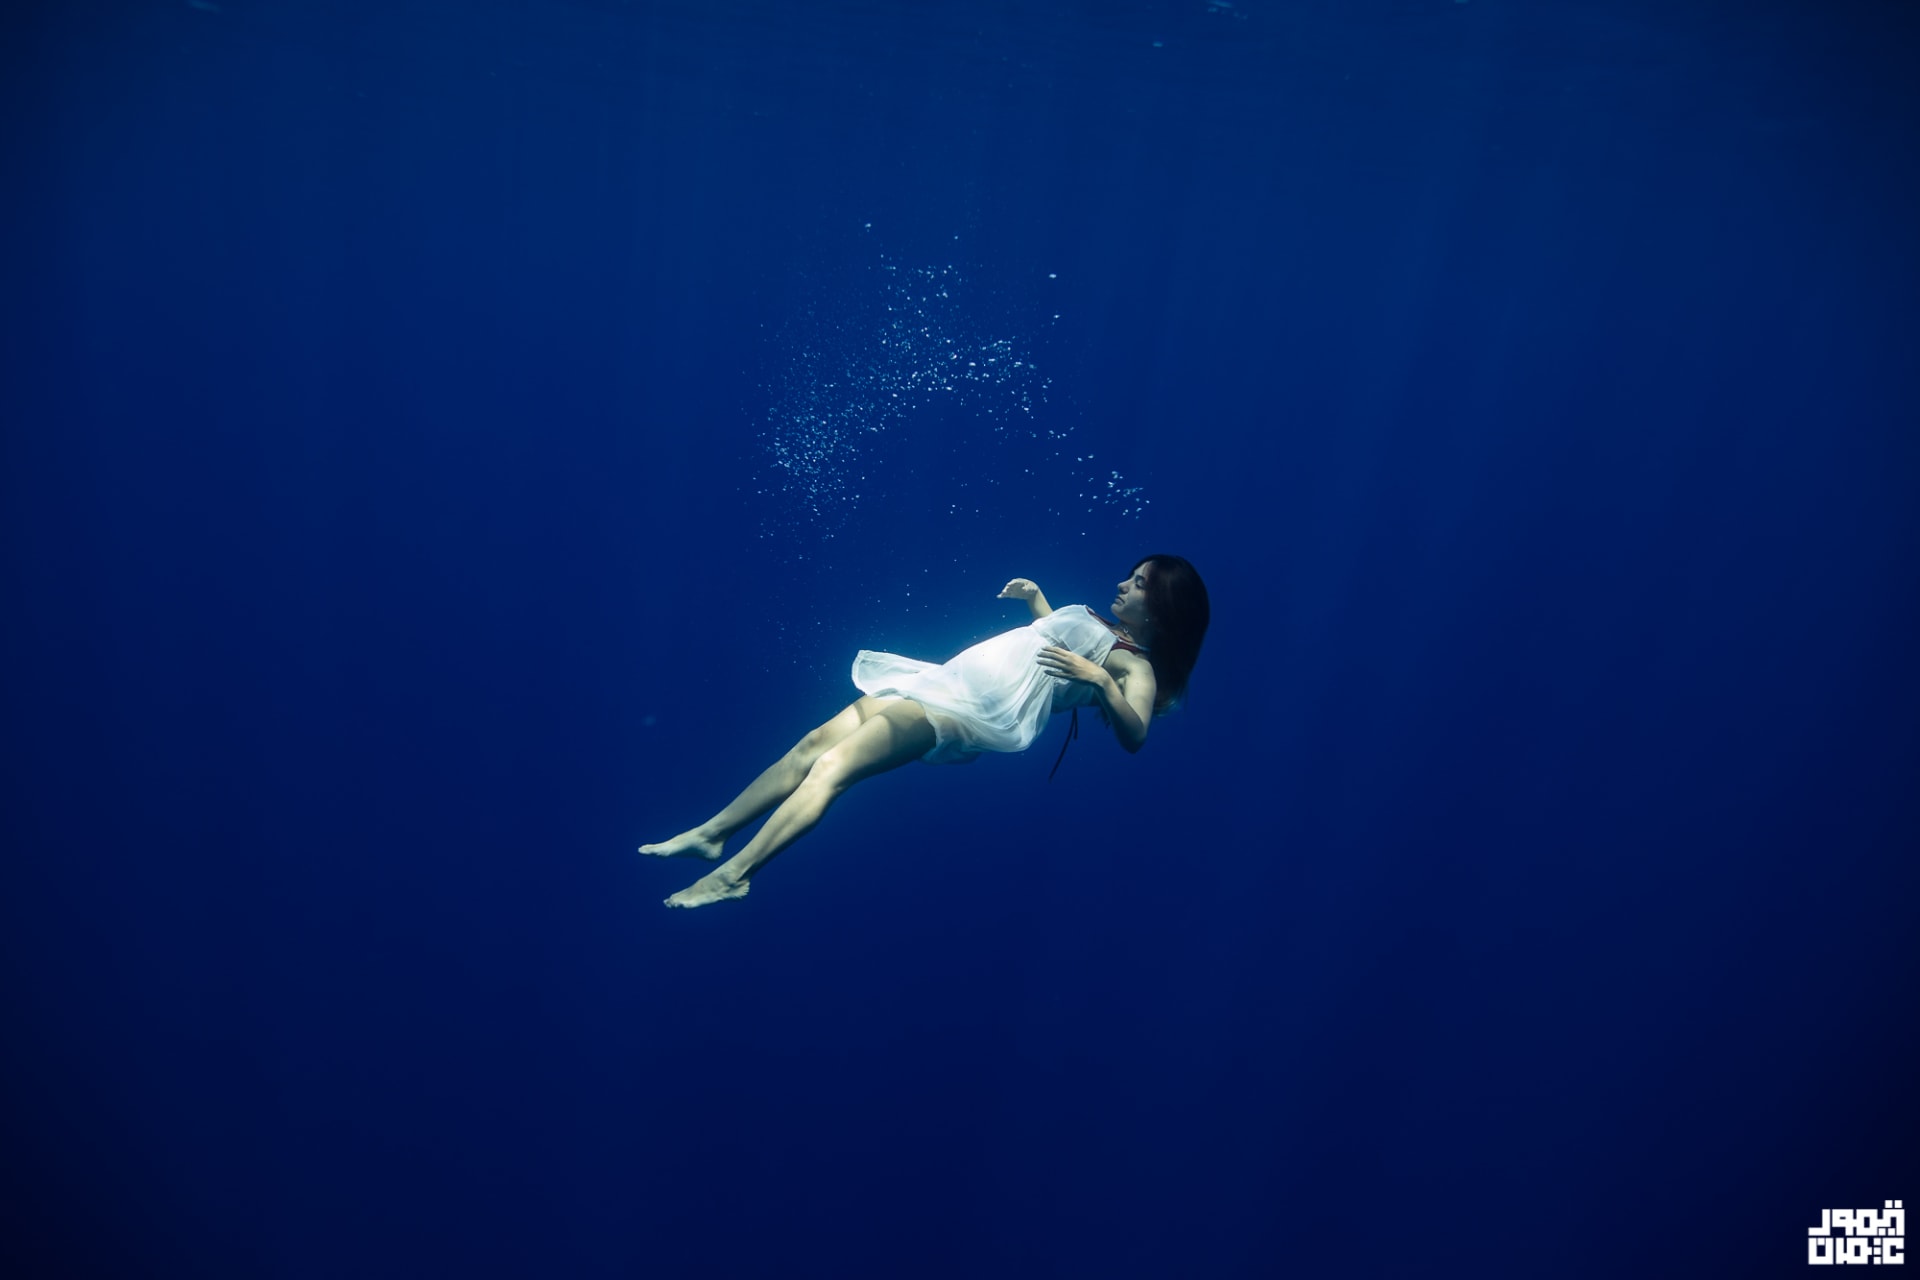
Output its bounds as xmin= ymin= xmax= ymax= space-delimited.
xmin=642 ymin=566 xmax=1163 ymax=908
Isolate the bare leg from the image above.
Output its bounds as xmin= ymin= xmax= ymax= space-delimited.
xmin=665 ymin=699 xmax=935 ymax=908
xmin=638 ymin=697 xmax=890 ymax=860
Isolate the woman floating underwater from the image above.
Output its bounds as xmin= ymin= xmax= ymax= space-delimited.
xmin=641 ymin=554 xmax=1210 ymax=908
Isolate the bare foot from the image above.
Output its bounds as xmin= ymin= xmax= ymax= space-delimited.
xmin=638 ymin=829 xmax=725 ymax=861
xmin=664 ymin=867 xmax=750 ymax=909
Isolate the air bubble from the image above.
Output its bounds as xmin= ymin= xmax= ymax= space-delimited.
xmin=752 ymin=252 xmax=1145 ymax=551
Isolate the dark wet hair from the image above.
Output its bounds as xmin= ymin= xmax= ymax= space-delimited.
xmin=1134 ymin=554 xmax=1209 ymax=714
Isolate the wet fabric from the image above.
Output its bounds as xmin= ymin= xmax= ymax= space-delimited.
xmin=851 ymin=605 xmax=1121 ymax=764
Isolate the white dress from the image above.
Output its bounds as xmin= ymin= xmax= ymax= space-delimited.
xmin=851 ymin=605 xmax=1124 ymax=764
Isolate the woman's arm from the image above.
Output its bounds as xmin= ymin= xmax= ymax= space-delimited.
xmin=1033 ymin=649 xmax=1158 ymax=753
xmin=1095 ymin=655 xmax=1157 ymax=753
xmin=998 ymin=578 xmax=1054 ymax=619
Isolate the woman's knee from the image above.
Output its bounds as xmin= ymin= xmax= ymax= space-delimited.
xmin=808 ymin=707 xmax=929 ymax=792
xmin=786 ymin=715 xmax=843 ymax=768
xmin=803 ymin=732 xmax=884 ymax=796
xmin=787 ymin=728 xmax=827 ymax=765
xmin=791 ymin=762 xmax=849 ymax=814
xmin=792 ymin=702 xmax=868 ymax=762
xmin=800 ymin=748 xmax=850 ymax=794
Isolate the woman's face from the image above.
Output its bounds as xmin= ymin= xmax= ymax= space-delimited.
xmin=1112 ymin=562 xmax=1153 ymax=632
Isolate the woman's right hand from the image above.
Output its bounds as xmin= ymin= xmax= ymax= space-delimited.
xmin=998 ymin=578 xmax=1041 ymax=602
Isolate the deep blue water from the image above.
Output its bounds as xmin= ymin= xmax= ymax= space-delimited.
xmin=4 ymin=1 xmax=1916 ymax=1276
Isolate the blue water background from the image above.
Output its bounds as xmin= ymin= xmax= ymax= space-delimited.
xmin=4 ymin=1 xmax=1916 ymax=1276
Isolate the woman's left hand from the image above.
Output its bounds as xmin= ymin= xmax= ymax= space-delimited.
xmin=1036 ymin=646 xmax=1108 ymax=687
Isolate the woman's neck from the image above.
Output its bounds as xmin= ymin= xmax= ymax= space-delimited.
xmin=1110 ymin=615 xmax=1152 ymax=651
